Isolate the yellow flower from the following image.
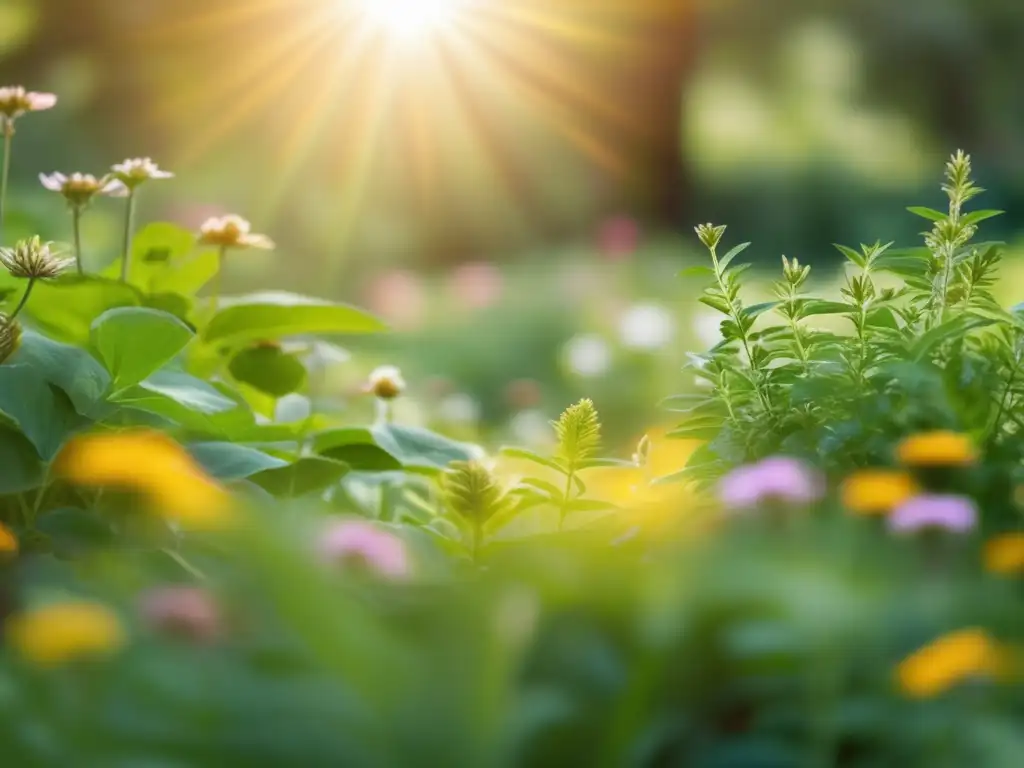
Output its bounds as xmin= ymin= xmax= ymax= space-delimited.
xmin=56 ymin=430 xmax=235 ymax=530
xmin=896 ymin=431 xmax=977 ymax=467
xmin=984 ymin=533 xmax=1024 ymax=575
xmin=0 ymin=522 xmax=17 ymax=555
xmin=7 ymin=601 xmax=124 ymax=667
xmin=841 ymin=470 xmax=919 ymax=515
xmin=897 ymin=628 xmax=1002 ymax=698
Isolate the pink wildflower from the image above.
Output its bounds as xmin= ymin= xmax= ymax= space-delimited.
xmin=317 ymin=520 xmax=410 ymax=579
xmin=719 ymin=456 xmax=824 ymax=510
xmin=139 ymin=586 xmax=222 ymax=643
xmin=889 ymin=494 xmax=977 ymax=535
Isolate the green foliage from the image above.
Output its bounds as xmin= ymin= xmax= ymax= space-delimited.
xmin=672 ymin=151 xmax=1024 ymax=506
xmin=553 ymin=397 xmax=601 ymax=470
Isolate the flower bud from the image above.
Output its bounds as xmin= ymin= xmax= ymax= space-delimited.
xmin=695 ymin=223 xmax=727 ymax=250
xmin=0 ymin=315 xmax=21 ymax=364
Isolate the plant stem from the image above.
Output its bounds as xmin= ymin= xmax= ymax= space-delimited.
xmin=0 ymin=120 xmax=12 ymax=237
xmin=211 ymin=245 xmax=226 ymax=314
xmin=710 ymin=243 xmax=772 ymax=414
xmin=119 ymin=189 xmax=136 ymax=283
xmin=558 ymin=466 xmax=576 ymax=532
xmin=471 ymin=519 xmax=482 ymax=564
xmin=72 ymin=205 xmax=84 ymax=275
xmin=9 ymin=277 xmax=34 ymax=321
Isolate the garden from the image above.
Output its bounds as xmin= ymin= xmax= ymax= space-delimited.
xmin=1 ymin=1 xmax=1024 ymax=766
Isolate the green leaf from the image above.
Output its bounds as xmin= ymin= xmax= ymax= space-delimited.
xmin=800 ymin=300 xmax=851 ymax=317
xmin=499 ymin=447 xmax=566 ymax=474
xmin=251 ymin=457 xmax=350 ymax=497
xmin=907 ymin=206 xmax=947 ymax=222
xmin=35 ymin=507 xmax=115 ymax=558
xmin=698 ymin=294 xmax=732 ymax=314
xmin=187 ymin=442 xmax=288 ymax=480
xmin=203 ymin=292 xmax=386 ymax=346
xmin=834 ymin=244 xmax=866 ymax=267
xmin=371 ymin=424 xmax=481 ymax=472
xmin=0 ymin=366 xmax=91 ymax=460
xmin=0 ymin=425 xmax=45 ymax=493
xmin=112 ymin=371 xmax=249 ymax=436
xmin=742 ymin=301 xmax=779 ymax=320
xmin=24 ymin=276 xmax=143 ymax=345
xmin=717 ymin=241 xmax=751 ymax=271
xmin=8 ymin=330 xmax=112 ymax=418
xmin=228 ymin=345 xmax=308 ymax=398
xmin=313 ymin=428 xmax=402 ymax=471
xmin=961 ymin=209 xmax=1004 ymax=227
xmin=91 ymin=307 xmax=195 ymax=391
xmin=911 ymin=315 xmax=992 ymax=361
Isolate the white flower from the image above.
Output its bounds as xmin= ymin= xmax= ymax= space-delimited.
xmin=366 ymin=365 xmax=406 ymax=400
xmin=110 ymin=158 xmax=174 ymax=189
xmin=0 ymin=86 xmax=57 ymax=121
xmin=0 ymin=237 xmax=74 ymax=279
xmin=618 ymin=303 xmax=675 ymax=351
xmin=39 ymin=172 xmax=127 ymax=206
xmin=198 ymin=214 xmax=274 ymax=250
xmin=564 ymin=334 xmax=612 ymax=377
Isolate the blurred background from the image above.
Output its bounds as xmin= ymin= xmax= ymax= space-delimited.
xmin=3 ymin=0 xmax=1024 ymax=453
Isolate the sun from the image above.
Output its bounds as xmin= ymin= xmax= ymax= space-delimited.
xmin=355 ymin=0 xmax=469 ymax=41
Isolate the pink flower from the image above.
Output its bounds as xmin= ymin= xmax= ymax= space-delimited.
xmin=598 ymin=215 xmax=640 ymax=260
xmin=0 ymin=86 xmax=57 ymax=121
xmin=888 ymin=494 xmax=977 ymax=535
xmin=719 ymin=456 xmax=824 ymax=510
xmin=365 ymin=269 xmax=425 ymax=330
xmin=450 ymin=261 xmax=503 ymax=310
xmin=139 ymin=586 xmax=222 ymax=642
xmin=317 ymin=520 xmax=410 ymax=579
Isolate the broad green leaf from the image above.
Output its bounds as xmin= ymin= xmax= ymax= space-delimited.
xmin=0 ymin=366 xmax=91 ymax=460
xmin=91 ymin=307 xmax=195 ymax=390
xmin=251 ymin=457 xmax=350 ymax=497
xmin=112 ymin=371 xmax=249 ymax=437
xmin=188 ymin=442 xmax=289 ymax=480
xmin=313 ymin=428 xmax=402 ymax=471
xmin=8 ymin=330 xmax=112 ymax=418
xmin=834 ymin=244 xmax=866 ymax=267
xmin=228 ymin=345 xmax=308 ymax=398
xmin=907 ymin=206 xmax=947 ymax=222
xmin=102 ymin=222 xmax=216 ymax=296
xmin=911 ymin=316 xmax=992 ymax=361
xmin=24 ymin=275 xmax=143 ymax=344
xmin=203 ymin=292 xmax=386 ymax=345
xmin=0 ymin=425 xmax=45 ymax=493
xmin=371 ymin=424 xmax=481 ymax=472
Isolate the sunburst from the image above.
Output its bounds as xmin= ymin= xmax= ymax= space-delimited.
xmin=137 ymin=0 xmax=690 ymax=270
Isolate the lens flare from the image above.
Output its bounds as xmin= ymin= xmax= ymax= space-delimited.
xmin=355 ymin=0 xmax=468 ymax=41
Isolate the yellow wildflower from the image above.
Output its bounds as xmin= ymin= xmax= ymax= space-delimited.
xmin=897 ymin=628 xmax=1002 ymax=698
xmin=8 ymin=601 xmax=124 ymax=667
xmin=896 ymin=431 xmax=977 ymax=467
xmin=841 ymin=470 xmax=918 ymax=515
xmin=984 ymin=533 xmax=1024 ymax=576
xmin=0 ymin=522 xmax=17 ymax=555
xmin=56 ymin=430 xmax=235 ymax=530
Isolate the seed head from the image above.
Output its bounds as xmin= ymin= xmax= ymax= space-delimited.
xmin=39 ymin=172 xmax=127 ymax=207
xmin=0 ymin=237 xmax=73 ymax=280
xmin=198 ymin=214 xmax=275 ymax=250
xmin=366 ymin=365 xmax=406 ymax=400
xmin=0 ymin=315 xmax=21 ymax=364
xmin=0 ymin=85 xmax=57 ymax=124
xmin=110 ymin=157 xmax=174 ymax=189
